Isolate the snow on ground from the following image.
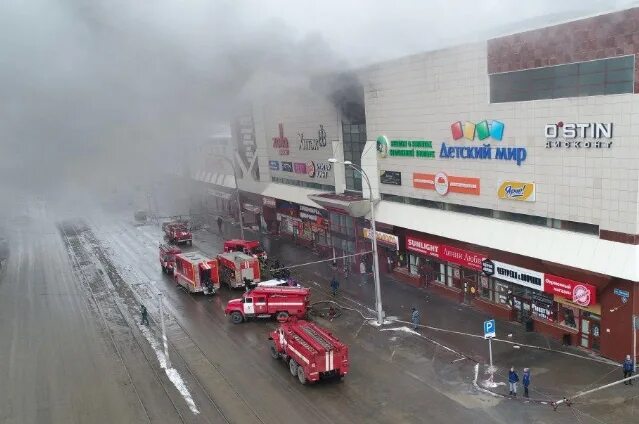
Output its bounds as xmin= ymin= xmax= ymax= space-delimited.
xmin=139 ymin=325 xmax=200 ymax=415
xmin=380 ymin=326 xmax=420 ymax=335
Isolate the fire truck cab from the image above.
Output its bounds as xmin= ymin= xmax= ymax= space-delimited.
xmin=174 ymin=251 xmax=220 ymax=295
xmin=270 ymin=319 xmax=349 ymax=385
xmin=223 ymin=239 xmax=267 ymax=260
xmin=163 ymin=222 xmax=192 ymax=245
xmin=159 ymin=243 xmax=181 ymax=275
xmin=217 ymin=251 xmax=260 ymax=289
xmin=224 ymin=286 xmax=310 ymax=324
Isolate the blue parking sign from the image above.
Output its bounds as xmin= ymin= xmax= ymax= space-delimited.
xmin=484 ymin=319 xmax=496 ymax=339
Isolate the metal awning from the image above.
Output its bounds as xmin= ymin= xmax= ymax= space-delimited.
xmin=307 ymin=193 xmax=375 ymax=217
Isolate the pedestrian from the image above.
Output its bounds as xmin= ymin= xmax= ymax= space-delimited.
xmin=327 ymin=306 xmax=337 ymax=321
xmin=623 ymin=354 xmax=634 ymax=385
xmin=508 ymin=367 xmax=519 ymax=396
xmin=140 ymin=304 xmax=149 ymax=326
xmin=217 ymin=216 xmax=223 ymax=233
xmin=359 ymin=260 xmax=367 ymax=286
xmin=411 ymin=307 xmax=420 ymax=331
xmin=330 ymin=277 xmax=340 ymax=296
xmin=522 ymin=368 xmax=531 ymax=398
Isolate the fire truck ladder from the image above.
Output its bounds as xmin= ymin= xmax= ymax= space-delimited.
xmin=290 ymin=332 xmax=317 ymax=355
xmin=301 ymin=325 xmax=333 ymax=351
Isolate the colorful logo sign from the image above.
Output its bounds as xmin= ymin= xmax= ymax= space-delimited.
xmin=272 ymin=123 xmax=290 ymax=155
xmin=451 ymin=120 xmax=504 ymax=141
xmin=268 ymin=160 xmax=280 ymax=171
xmin=544 ymin=275 xmax=597 ymax=307
xmin=377 ymin=135 xmax=389 ymax=158
xmin=413 ymin=172 xmax=480 ymax=195
xmin=377 ymin=135 xmax=434 ymax=159
xmin=293 ymin=162 xmax=307 ymax=174
xmin=497 ymin=181 xmax=536 ymax=202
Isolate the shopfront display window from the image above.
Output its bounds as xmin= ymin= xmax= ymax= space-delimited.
xmin=495 ymin=281 xmax=511 ymax=305
xmin=480 ymin=276 xmax=492 ymax=301
xmin=409 ymin=254 xmax=420 ymax=275
xmin=531 ymin=292 xmax=556 ymax=322
xmin=559 ymin=305 xmax=579 ymax=329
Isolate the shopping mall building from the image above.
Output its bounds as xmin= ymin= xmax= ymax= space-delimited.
xmin=190 ymin=8 xmax=639 ymax=361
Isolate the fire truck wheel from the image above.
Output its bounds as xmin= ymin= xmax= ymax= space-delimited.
xmin=230 ymin=311 xmax=244 ymax=324
xmin=289 ymin=359 xmax=298 ymax=376
xmin=297 ymin=366 xmax=307 ymax=385
xmin=276 ymin=311 xmax=289 ymax=321
xmin=270 ymin=344 xmax=280 ymax=359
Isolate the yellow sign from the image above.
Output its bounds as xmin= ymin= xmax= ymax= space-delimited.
xmin=497 ymin=181 xmax=536 ymax=202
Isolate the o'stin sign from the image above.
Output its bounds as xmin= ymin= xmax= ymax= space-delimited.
xmin=497 ymin=181 xmax=535 ymax=202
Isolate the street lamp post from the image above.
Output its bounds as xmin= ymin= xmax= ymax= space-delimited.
xmin=329 ymin=158 xmax=384 ymax=325
xmin=219 ymin=155 xmax=245 ymax=240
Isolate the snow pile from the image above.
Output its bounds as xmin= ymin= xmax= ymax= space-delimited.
xmin=139 ymin=324 xmax=200 ymax=415
xmin=368 ymin=319 xmax=399 ymax=327
xmin=379 ymin=326 xmax=420 ymax=335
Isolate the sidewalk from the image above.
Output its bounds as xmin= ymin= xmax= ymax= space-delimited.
xmin=195 ymin=223 xmax=632 ymax=405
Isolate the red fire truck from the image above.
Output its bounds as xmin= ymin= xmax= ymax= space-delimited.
xmin=163 ymin=222 xmax=192 ymax=245
xmin=174 ymin=251 xmax=219 ymax=295
xmin=269 ymin=319 xmax=349 ymax=385
xmin=224 ymin=286 xmax=310 ymax=324
xmin=223 ymin=239 xmax=267 ymax=260
xmin=217 ymin=251 xmax=260 ymax=289
xmin=159 ymin=243 xmax=181 ymax=275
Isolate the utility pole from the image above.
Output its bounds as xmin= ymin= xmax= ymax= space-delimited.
xmin=158 ymin=292 xmax=170 ymax=369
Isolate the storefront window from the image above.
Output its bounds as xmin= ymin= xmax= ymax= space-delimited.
xmin=495 ymin=281 xmax=511 ymax=306
xmin=531 ymin=292 xmax=556 ymax=322
xmin=409 ymin=254 xmax=420 ymax=275
xmin=480 ymin=276 xmax=492 ymax=300
xmin=559 ymin=305 xmax=579 ymax=329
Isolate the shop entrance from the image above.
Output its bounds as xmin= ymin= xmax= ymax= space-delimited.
xmin=510 ymin=286 xmax=532 ymax=324
xmin=580 ymin=313 xmax=601 ymax=351
xmin=461 ymin=269 xmax=478 ymax=304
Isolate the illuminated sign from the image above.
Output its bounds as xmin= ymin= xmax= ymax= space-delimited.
xmin=497 ymin=181 xmax=535 ymax=202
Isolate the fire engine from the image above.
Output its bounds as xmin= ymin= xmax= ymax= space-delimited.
xmin=224 ymin=286 xmax=310 ymax=324
xmin=223 ymin=239 xmax=267 ymax=260
xmin=174 ymin=251 xmax=219 ymax=295
xmin=269 ymin=319 xmax=349 ymax=384
xmin=217 ymin=251 xmax=260 ymax=289
xmin=159 ymin=243 xmax=181 ymax=275
xmin=163 ymin=222 xmax=192 ymax=245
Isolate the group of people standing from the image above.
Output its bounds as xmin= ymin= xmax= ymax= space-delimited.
xmin=507 ymin=367 xmax=531 ymax=397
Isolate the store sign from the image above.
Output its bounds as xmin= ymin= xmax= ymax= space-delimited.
xmin=380 ymin=170 xmax=402 ymax=186
xmin=484 ymin=260 xmax=543 ymax=291
xmin=272 ymin=123 xmax=290 ymax=155
xmin=376 ymin=135 xmax=435 ymax=159
xmin=269 ymin=160 xmax=280 ymax=171
xmin=281 ymin=161 xmax=293 ymax=172
xmin=362 ymin=228 xmax=399 ymax=250
xmin=614 ymin=288 xmax=630 ymax=303
xmin=545 ymin=122 xmax=613 ymax=149
xmin=497 ymin=181 xmax=536 ymax=202
xmin=293 ymin=162 xmax=307 ymax=174
xmin=532 ymin=292 xmax=555 ymax=322
xmin=299 ymin=205 xmax=323 ymax=222
xmin=243 ymin=203 xmax=261 ymax=214
xmin=405 ymin=236 xmax=482 ymax=271
xmin=234 ymin=114 xmax=259 ymax=177
xmin=543 ymin=274 xmax=596 ymax=307
xmin=207 ymin=188 xmax=231 ymax=200
xmin=306 ymin=161 xmax=332 ymax=179
xmin=298 ymin=125 xmax=328 ymax=151
xmin=413 ymin=172 xmax=480 ymax=196
xmin=440 ymin=144 xmax=527 ymax=166
xmin=263 ymin=197 xmax=276 ymax=208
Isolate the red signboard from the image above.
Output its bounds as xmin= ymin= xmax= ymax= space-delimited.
xmin=544 ymin=274 xmax=597 ymax=306
xmin=406 ymin=236 xmax=482 ymax=271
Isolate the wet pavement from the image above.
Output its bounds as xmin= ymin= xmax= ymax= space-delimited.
xmin=0 ymin=196 xmax=637 ymax=423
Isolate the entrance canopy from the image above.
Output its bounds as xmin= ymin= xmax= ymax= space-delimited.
xmin=307 ymin=193 xmax=374 ymax=217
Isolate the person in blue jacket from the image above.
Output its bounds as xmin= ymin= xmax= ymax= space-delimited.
xmin=508 ymin=367 xmax=519 ymax=396
xmin=522 ymin=368 xmax=531 ymax=398
xmin=411 ymin=307 xmax=421 ymax=331
xmin=623 ymin=355 xmax=634 ymax=385
xmin=330 ymin=277 xmax=340 ymax=296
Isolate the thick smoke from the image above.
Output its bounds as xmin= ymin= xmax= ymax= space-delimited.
xmin=0 ymin=0 xmax=345 ymax=208
xmin=0 ymin=0 xmax=634 ymax=216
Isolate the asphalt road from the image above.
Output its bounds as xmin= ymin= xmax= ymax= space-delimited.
xmin=0 ymin=198 xmax=625 ymax=423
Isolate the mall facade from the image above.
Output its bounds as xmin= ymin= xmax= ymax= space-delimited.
xmin=190 ymin=8 xmax=639 ymax=361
